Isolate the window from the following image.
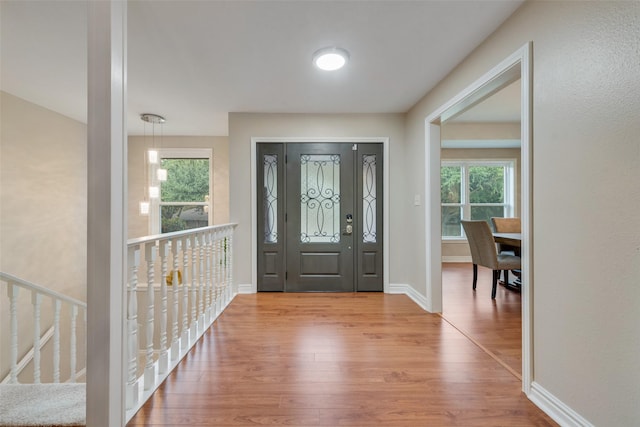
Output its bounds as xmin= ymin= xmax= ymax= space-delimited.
xmin=441 ymin=160 xmax=515 ymax=238
xmin=150 ymin=149 xmax=212 ymax=234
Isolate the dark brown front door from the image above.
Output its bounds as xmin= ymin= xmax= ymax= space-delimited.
xmin=257 ymin=142 xmax=383 ymax=292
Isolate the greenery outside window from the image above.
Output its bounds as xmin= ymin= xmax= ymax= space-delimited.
xmin=150 ymin=148 xmax=212 ymax=234
xmin=441 ymin=160 xmax=515 ymax=239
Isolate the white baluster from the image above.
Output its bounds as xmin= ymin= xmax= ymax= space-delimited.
xmin=204 ymin=232 xmax=212 ymax=322
xmin=220 ymin=234 xmax=227 ymax=309
xmin=181 ymin=237 xmax=190 ymax=350
xmin=144 ymin=244 xmax=157 ymax=390
xmin=126 ymin=245 xmax=140 ymax=408
xmin=213 ymin=230 xmax=220 ymax=316
xmin=8 ymin=284 xmax=19 ymax=383
xmin=70 ymin=304 xmax=78 ymax=383
xmin=222 ymin=232 xmax=228 ymax=306
xmin=170 ymin=239 xmax=181 ymax=360
xmin=158 ymin=240 xmax=170 ymax=374
xmin=222 ymin=233 xmax=228 ymax=305
xmin=216 ymin=233 xmax=222 ymax=312
xmin=227 ymin=232 xmax=234 ymax=304
xmin=217 ymin=236 xmax=225 ymax=313
xmin=207 ymin=231 xmax=216 ymax=322
xmin=190 ymin=234 xmax=198 ymax=337
xmin=53 ymin=299 xmax=61 ymax=383
xmin=83 ymin=308 xmax=87 ymax=381
xmin=197 ymin=232 xmax=205 ymax=331
xmin=31 ymin=292 xmax=42 ymax=383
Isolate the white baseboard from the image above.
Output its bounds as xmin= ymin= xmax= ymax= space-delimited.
xmin=388 ymin=283 xmax=431 ymax=312
xmin=529 ymin=381 xmax=594 ymax=427
xmin=442 ymin=256 xmax=471 ymax=263
xmin=237 ymin=283 xmax=255 ymax=294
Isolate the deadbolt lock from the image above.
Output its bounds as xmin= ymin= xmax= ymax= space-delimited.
xmin=344 ymin=214 xmax=353 ymax=235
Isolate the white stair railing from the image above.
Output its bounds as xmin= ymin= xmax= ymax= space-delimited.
xmin=125 ymin=223 xmax=237 ymax=421
xmin=1 ymin=272 xmax=87 ymax=385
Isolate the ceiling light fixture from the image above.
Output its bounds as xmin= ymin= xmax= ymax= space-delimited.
xmin=140 ymin=113 xmax=166 ymax=215
xmin=312 ymin=47 xmax=350 ymax=71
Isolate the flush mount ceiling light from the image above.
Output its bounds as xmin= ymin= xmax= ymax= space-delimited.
xmin=312 ymin=47 xmax=350 ymax=71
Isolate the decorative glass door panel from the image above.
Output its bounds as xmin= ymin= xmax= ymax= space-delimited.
xmin=362 ymin=154 xmax=377 ymax=243
xmin=300 ymin=154 xmax=341 ymax=243
xmin=263 ymin=154 xmax=278 ymax=244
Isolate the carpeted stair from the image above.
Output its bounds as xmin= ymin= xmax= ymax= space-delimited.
xmin=0 ymin=384 xmax=85 ymax=426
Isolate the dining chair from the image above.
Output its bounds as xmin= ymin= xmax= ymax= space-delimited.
xmin=461 ymin=220 xmax=521 ymax=299
xmin=490 ymin=217 xmax=521 ymax=285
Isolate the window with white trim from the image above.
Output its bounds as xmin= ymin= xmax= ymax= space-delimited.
xmin=441 ymin=160 xmax=515 ymax=239
xmin=150 ymin=148 xmax=212 ymax=234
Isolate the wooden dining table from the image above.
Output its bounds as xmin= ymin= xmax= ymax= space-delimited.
xmin=493 ymin=232 xmax=522 ymax=291
xmin=493 ymin=232 xmax=522 ymax=248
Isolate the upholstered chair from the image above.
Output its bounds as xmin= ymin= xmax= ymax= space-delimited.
xmin=490 ymin=217 xmax=521 ymax=284
xmin=461 ymin=220 xmax=521 ymax=299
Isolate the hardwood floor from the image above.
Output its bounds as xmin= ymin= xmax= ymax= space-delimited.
xmin=442 ymin=262 xmax=522 ymax=377
xmin=128 ymin=292 xmax=555 ymax=426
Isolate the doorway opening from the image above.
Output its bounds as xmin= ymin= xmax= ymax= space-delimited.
xmin=440 ymin=78 xmax=522 ymax=377
xmin=424 ymin=43 xmax=533 ymax=393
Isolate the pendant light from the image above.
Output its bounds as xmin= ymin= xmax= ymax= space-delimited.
xmin=140 ymin=113 xmax=166 ymax=215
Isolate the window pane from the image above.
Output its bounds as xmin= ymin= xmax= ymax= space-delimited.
xmin=441 ymin=166 xmax=462 ymax=203
xmin=363 ymin=154 xmax=377 ymax=243
xmin=161 ymin=205 xmax=208 ymax=233
xmin=470 ymin=206 xmax=504 ymax=225
xmin=442 ymin=206 xmax=462 ymax=237
xmin=469 ymin=166 xmax=504 ymax=203
xmin=263 ymin=154 xmax=278 ymax=243
xmin=160 ymin=158 xmax=210 ymax=202
xmin=300 ymin=154 xmax=340 ymax=243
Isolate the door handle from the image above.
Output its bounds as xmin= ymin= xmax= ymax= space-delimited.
xmin=344 ymin=214 xmax=353 ymax=235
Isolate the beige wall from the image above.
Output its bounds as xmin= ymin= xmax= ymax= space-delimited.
xmin=128 ymin=135 xmax=230 ymax=239
xmin=228 ymin=113 xmax=410 ymax=288
xmin=0 ymin=92 xmax=87 ymax=298
xmin=441 ymin=121 xmax=520 ymax=141
xmin=405 ymin=2 xmax=640 ymax=425
xmin=0 ymin=91 xmax=87 ymax=379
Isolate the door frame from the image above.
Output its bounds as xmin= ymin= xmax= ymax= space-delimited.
xmin=424 ymin=42 xmax=533 ymax=393
xmin=250 ymin=137 xmax=390 ymax=293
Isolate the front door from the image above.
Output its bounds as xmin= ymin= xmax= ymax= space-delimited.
xmin=257 ymin=142 xmax=383 ymax=292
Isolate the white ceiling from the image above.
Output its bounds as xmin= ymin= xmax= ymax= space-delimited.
xmin=1 ymin=0 xmax=524 ymax=136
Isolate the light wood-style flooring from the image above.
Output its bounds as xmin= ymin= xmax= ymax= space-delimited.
xmin=128 ymin=286 xmax=555 ymax=426
xmin=442 ymin=262 xmax=522 ymax=377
